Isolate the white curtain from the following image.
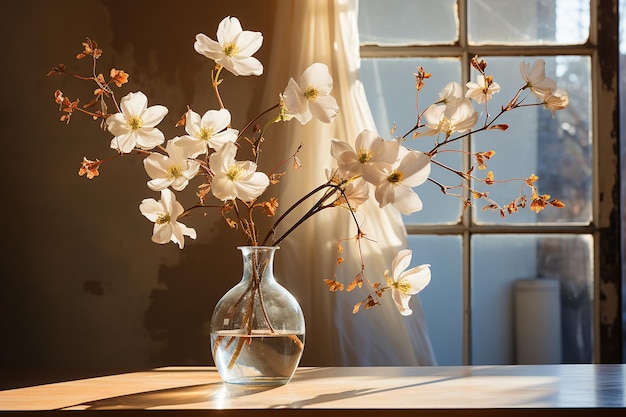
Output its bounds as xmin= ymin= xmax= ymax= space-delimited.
xmin=260 ymin=0 xmax=436 ymax=366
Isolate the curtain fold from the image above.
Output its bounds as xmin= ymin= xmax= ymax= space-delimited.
xmin=260 ymin=0 xmax=435 ymax=366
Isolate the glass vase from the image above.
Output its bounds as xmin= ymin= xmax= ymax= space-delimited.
xmin=210 ymin=246 xmax=305 ymax=386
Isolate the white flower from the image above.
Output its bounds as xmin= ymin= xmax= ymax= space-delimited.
xmin=373 ymin=148 xmax=431 ymax=215
xmin=416 ymin=97 xmax=478 ymax=138
xmin=194 ymin=16 xmax=263 ymax=76
xmin=177 ymin=108 xmax=238 ymax=156
xmin=282 ymin=63 xmax=339 ymax=124
xmin=542 ymin=89 xmax=569 ymax=117
xmin=465 ymin=74 xmax=501 ymax=104
xmin=330 ymin=129 xmax=400 ymax=184
xmin=339 ymin=178 xmax=370 ymax=210
xmin=209 ymin=141 xmax=269 ymax=202
xmin=326 ymin=169 xmax=370 ymax=210
xmin=437 ymin=81 xmax=463 ymax=103
xmin=386 ymin=249 xmax=431 ymax=316
xmin=107 ymin=91 xmax=168 ymax=153
xmin=139 ymin=189 xmax=197 ymax=249
xmin=519 ymin=59 xmax=556 ymax=100
xmin=144 ymin=137 xmax=200 ymax=192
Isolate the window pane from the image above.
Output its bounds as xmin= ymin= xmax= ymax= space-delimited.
xmin=358 ymin=0 xmax=458 ymax=45
xmin=360 ymin=57 xmax=463 ymax=224
xmin=468 ymin=0 xmax=590 ymax=45
xmin=407 ymin=235 xmax=463 ymax=365
xmin=471 ymin=234 xmax=593 ymax=365
xmin=470 ymin=56 xmax=592 ymax=225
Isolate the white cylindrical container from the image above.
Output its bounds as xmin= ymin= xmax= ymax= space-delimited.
xmin=514 ymin=278 xmax=562 ymax=364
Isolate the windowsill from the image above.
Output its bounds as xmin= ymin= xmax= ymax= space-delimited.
xmin=0 ymin=365 xmax=624 ymax=415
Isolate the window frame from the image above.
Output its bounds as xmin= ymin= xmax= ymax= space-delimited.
xmin=359 ymin=0 xmax=622 ymax=364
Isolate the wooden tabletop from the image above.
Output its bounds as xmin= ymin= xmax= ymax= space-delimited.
xmin=0 ymin=365 xmax=624 ymax=416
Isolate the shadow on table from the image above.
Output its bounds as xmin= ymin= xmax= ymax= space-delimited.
xmin=64 ymin=382 xmax=275 ymax=410
xmin=270 ymin=367 xmax=465 ymax=409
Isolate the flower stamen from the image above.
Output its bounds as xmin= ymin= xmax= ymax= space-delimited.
xmin=127 ymin=115 xmax=144 ymax=130
xmin=358 ymin=149 xmax=373 ymax=164
xmin=198 ymin=127 xmax=214 ymax=141
xmin=304 ymin=86 xmax=319 ymax=101
xmin=226 ymin=165 xmax=243 ymax=181
xmin=387 ymin=170 xmax=404 ymax=185
xmin=223 ymin=41 xmax=238 ymax=57
xmin=167 ymin=164 xmax=183 ymax=179
xmin=385 ymin=275 xmax=412 ymax=295
xmin=156 ymin=213 xmax=170 ymax=225
xmin=394 ymin=280 xmax=412 ymax=295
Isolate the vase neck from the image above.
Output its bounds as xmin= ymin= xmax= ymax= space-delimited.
xmin=239 ymin=246 xmax=278 ymax=284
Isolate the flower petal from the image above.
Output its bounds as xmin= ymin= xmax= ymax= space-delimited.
xmin=293 ymin=109 xmax=313 ymax=125
xmin=391 ymin=289 xmax=413 ymax=316
xmin=134 ymin=127 xmax=165 ymax=150
xmin=110 ymin=132 xmax=137 ymax=153
xmin=174 ymin=222 xmax=197 ymax=248
xmin=235 ymin=30 xmax=263 ymax=56
xmin=139 ymin=198 xmax=162 ymax=222
xmin=308 ymin=95 xmax=339 ymax=124
xmin=211 ymin=176 xmax=238 ymax=201
xmin=106 ymin=113 xmax=129 ymax=136
xmin=390 ymin=186 xmax=423 ymax=215
xmin=141 ymin=105 xmax=168 ymax=127
xmin=152 ymin=223 xmax=174 ymax=245
xmin=374 ymin=180 xmax=393 ymax=208
xmin=229 ymin=56 xmax=264 ymax=76
xmin=184 ymin=109 xmax=202 ymax=136
xmin=401 ymin=264 xmax=432 ymax=295
xmin=528 ymin=59 xmax=546 ymax=83
xmin=210 ymin=128 xmax=238 ymax=151
xmin=400 ymin=151 xmax=431 ymax=187
xmin=202 ymin=108 xmax=232 ymax=132
xmin=120 ymin=91 xmax=147 ymax=116
xmin=391 ymin=249 xmax=412 ymax=281
xmin=147 ymin=177 xmax=174 ymax=191
xmin=176 ymin=135 xmax=208 ymax=158
xmin=301 ymin=63 xmax=333 ymax=95
xmin=282 ymin=78 xmax=307 ymax=115
xmin=235 ymin=171 xmax=270 ymax=201
xmin=209 ymin=141 xmax=237 ymax=173
xmin=330 ymin=138 xmax=354 ymax=161
xmin=217 ymin=16 xmax=243 ymax=44
xmin=144 ymin=153 xmax=168 ymax=178
xmin=194 ymin=33 xmax=222 ymax=60
xmin=439 ymin=81 xmax=463 ymax=101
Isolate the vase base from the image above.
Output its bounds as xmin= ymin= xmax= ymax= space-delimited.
xmin=223 ymin=376 xmax=293 ymax=386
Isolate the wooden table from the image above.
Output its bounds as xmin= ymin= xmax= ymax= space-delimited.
xmin=0 ymin=365 xmax=624 ymax=415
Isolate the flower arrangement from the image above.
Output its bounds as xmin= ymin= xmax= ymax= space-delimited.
xmin=48 ymin=16 xmax=566 ymax=318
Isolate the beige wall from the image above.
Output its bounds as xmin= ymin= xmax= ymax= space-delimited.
xmin=0 ymin=0 xmax=279 ymax=373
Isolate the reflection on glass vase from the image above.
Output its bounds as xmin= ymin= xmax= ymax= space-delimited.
xmin=210 ymin=246 xmax=305 ymax=386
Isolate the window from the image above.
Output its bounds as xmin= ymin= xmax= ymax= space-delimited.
xmin=358 ymin=0 xmax=622 ymax=365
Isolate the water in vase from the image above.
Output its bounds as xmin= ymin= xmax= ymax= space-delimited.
xmin=211 ymin=329 xmax=305 ymax=385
